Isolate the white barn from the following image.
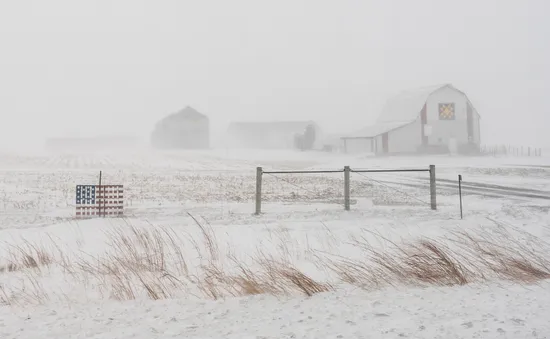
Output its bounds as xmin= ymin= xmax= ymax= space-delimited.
xmin=342 ymin=84 xmax=481 ymax=155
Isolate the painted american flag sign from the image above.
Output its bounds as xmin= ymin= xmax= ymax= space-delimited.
xmin=75 ymin=184 xmax=124 ymax=218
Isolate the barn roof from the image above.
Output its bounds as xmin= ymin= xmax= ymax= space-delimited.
xmin=342 ymin=121 xmax=414 ymax=139
xmin=162 ymin=106 xmax=208 ymax=124
xmin=376 ymin=83 xmax=456 ymax=124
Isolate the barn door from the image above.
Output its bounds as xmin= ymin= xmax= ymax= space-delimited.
xmin=382 ymin=133 xmax=389 ymax=153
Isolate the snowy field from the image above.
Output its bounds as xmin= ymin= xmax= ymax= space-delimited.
xmin=1 ymin=148 xmax=550 ymax=338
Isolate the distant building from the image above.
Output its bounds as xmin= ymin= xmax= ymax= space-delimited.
xmin=151 ymin=106 xmax=210 ymax=149
xmin=225 ymin=120 xmax=322 ymax=150
xmin=342 ymin=84 xmax=481 ymax=155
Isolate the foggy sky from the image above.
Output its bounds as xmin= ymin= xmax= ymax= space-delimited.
xmin=0 ymin=0 xmax=548 ymax=150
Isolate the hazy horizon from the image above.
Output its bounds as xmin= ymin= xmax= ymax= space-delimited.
xmin=0 ymin=0 xmax=548 ymax=151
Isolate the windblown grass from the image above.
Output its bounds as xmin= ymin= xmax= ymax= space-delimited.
xmin=0 ymin=217 xmax=549 ymax=306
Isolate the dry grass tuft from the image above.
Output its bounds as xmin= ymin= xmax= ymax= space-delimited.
xmin=325 ymin=227 xmax=550 ymax=290
xmin=256 ymin=254 xmax=333 ymax=296
xmin=268 ymin=261 xmax=332 ymax=296
xmin=72 ymin=222 xmax=192 ymax=301
xmin=101 ymin=222 xmax=189 ymax=276
xmin=193 ymin=254 xmax=332 ymax=299
xmin=448 ymin=227 xmax=550 ymax=284
xmin=196 ymin=263 xmax=227 ymax=300
xmin=188 ymin=213 xmax=219 ymax=263
xmin=0 ymin=284 xmax=10 ymax=305
xmin=396 ymin=239 xmax=472 ymax=286
xmin=1 ymin=241 xmax=55 ymax=273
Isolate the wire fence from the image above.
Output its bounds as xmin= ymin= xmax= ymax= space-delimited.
xmin=351 ymin=171 xmax=431 ymax=206
xmin=262 ymin=172 xmax=345 ymax=204
xmin=255 ymin=165 xmax=436 ymax=214
xmin=480 ymin=145 xmax=543 ymax=157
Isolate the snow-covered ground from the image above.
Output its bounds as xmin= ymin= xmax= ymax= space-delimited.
xmin=3 ymin=282 xmax=550 ymax=338
xmin=1 ymin=148 xmax=550 ymax=338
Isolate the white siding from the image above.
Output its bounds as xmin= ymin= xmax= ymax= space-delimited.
xmin=343 ymin=138 xmax=373 ymax=154
xmin=472 ymin=106 xmax=481 ymax=144
xmin=374 ymin=135 xmax=383 ymax=153
xmin=387 ymin=119 xmax=422 ymax=153
xmin=425 ymin=87 xmax=469 ymax=146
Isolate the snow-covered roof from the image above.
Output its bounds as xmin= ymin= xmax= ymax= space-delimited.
xmin=376 ymin=84 xmax=454 ymax=124
xmin=342 ymin=121 xmax=414 ymax=139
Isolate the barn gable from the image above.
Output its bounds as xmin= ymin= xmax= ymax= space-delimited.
xmin=151 ymin=106 xmax=210 ymax=149
xmin=157 ymin=106 xmax=208 ymax=127
xmin=377 ymin=84 xmax=451 ymax=124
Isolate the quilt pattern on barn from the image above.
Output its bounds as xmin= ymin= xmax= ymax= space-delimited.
xmin=439 ymin=103 xmax=455 ymax=120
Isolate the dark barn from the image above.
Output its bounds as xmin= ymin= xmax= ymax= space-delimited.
xmin=151 ymin=106 xmax=210 ymax=150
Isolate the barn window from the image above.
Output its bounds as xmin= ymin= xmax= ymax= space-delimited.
xmin=438 ymin=103 xmax=455 ymax=120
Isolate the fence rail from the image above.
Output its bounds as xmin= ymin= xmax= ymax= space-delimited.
xmin=255 ymin=165 xmax=437 ymax=214
xmin=262 ymin=169 xmax=345 ymax=174
xmin=351 ymin=168 xmax=430 ymax=173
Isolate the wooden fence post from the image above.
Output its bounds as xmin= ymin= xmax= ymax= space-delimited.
xmin=344 ymin=166 xmax=351 ymax=211
xmin=255 ymin=167 xmax=263 ymax=215
xmin=430 ymin=165 xmax=437 ymax=210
